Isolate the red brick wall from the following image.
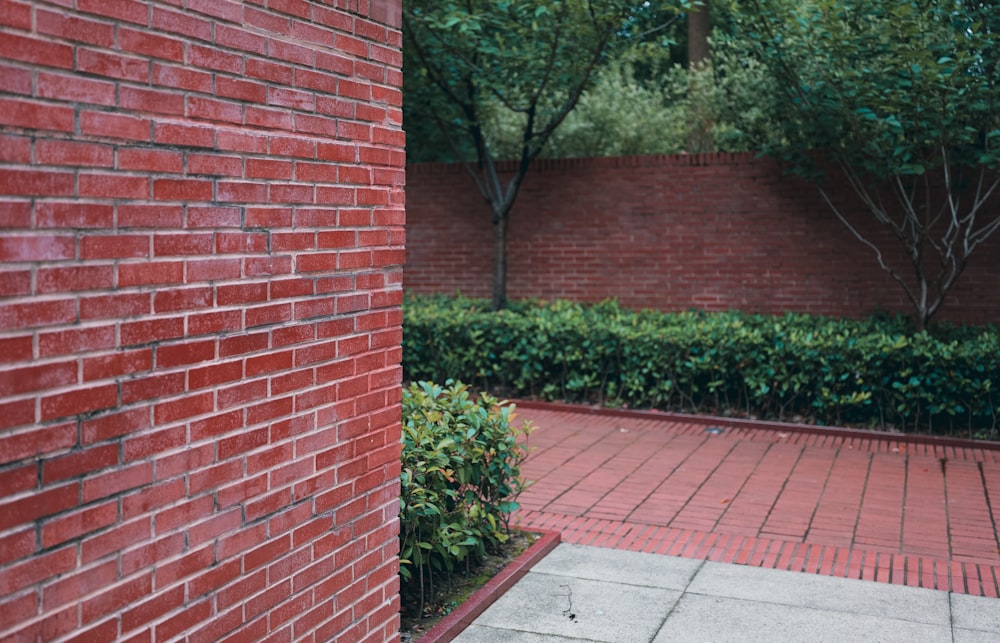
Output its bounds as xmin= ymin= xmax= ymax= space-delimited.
xmin=0 ymin=1 xmax=405 ymax=641
xmin=405 ymin=154 xmax=1000 ymax=325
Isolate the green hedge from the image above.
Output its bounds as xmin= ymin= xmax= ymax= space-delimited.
xmin=403 ymin=294 xmax=999 ymax=438
xmin=399 ymin=381 xmax=532 ymax=608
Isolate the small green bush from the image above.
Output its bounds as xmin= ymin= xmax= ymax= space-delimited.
xmin=399 ymin=381 xmax=532 ymax=607
xmin=403 ymin=294 xmax=999 ymax=438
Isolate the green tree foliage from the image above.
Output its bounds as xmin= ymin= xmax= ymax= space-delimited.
xmin=740 ymin=0 xmax=1000 ymax=329
xmin=483 ymin=59 xmax=688 ymax=159
xmin=450 ymin=0 xmax=782 ymax=161
xmin=403 ymin=0 xmax=635 ymax=310
xmin=482 ymin=35 xmax=781 ymax=159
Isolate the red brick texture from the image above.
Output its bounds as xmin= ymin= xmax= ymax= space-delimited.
xmin=405 ymin=155 xmax=1000 ymax=325
xmin=0 ymin=1 xmax=405 ymax=641
xmin=514 ymin=405 xmax=1000 ymax=597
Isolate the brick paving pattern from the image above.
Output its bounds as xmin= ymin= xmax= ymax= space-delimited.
xmin=513 ymin=406 xmax=1000 ymax=596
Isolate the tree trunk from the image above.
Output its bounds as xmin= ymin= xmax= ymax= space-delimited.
xmin=687 ymin=2 xmax=711 ymax=67
xmin=686 ymin=2 xmax=713 ymax=154
xmin=491 ymin=210 xmax=508 ymax=311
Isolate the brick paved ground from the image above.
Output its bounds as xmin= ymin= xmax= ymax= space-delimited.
xmin=512 ymin=404 xmax=1000 ymax=597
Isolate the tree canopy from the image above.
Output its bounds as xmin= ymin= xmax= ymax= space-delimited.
xmin=741 ymin=0 xmax=1000 ymax=328
xmin=743 ymin=0 xmax=1000 ymax=179
xmin=406 ymin=1 xmax=781 ymax=163
xmin=404 ymin=0 xmax=633 ymax=165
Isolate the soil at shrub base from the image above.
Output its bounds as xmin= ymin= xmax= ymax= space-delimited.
xmin=399 ymin=530 xmax=539 ymax=641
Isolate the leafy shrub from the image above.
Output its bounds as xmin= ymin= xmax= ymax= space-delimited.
xmin=399 ymin=381 xmax=533 ymax=609
xmin=481 ymin=37 xmax=784 ymax=159
xmin=403 ymin=294 xmax=999 ymax=438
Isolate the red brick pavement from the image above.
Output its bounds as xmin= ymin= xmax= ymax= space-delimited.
xmin=511 ymin=404 xmax=1000 ymax=597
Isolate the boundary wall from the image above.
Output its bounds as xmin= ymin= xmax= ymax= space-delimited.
xmin=405 ymin=154 xmax=1000 ymax=324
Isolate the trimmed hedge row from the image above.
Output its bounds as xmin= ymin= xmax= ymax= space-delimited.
xmin=403 ymin=294 xmax=1000 ymax=438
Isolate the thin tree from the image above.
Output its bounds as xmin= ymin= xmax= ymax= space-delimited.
xmin=403 ymin=0 xmax=635 ymax=310
xmin=742 ymin=0 xmax=1000 ymax=329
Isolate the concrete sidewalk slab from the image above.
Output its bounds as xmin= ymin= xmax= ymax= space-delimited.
xmin=458 ymin=572 xmax=680 ymax=642
xmin=951 ymin=592 xmax=1000 ymax=632
xmin=653 ymin=594 xmax=951 ymax=643
xmin=529 ymin=542 xmax=702 ymax=589
xmin=455 ymin=544 xmax=1000 ymax=642
xmin=685 ymin=560 xmax=950 ymax=624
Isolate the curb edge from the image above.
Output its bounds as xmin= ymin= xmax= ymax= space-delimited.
xmin=417 ymin=529 xmax=562 ymax=643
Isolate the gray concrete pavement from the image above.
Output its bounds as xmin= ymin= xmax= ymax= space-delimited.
xmin=454 ymin=544 xmax=1000 ymax=642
